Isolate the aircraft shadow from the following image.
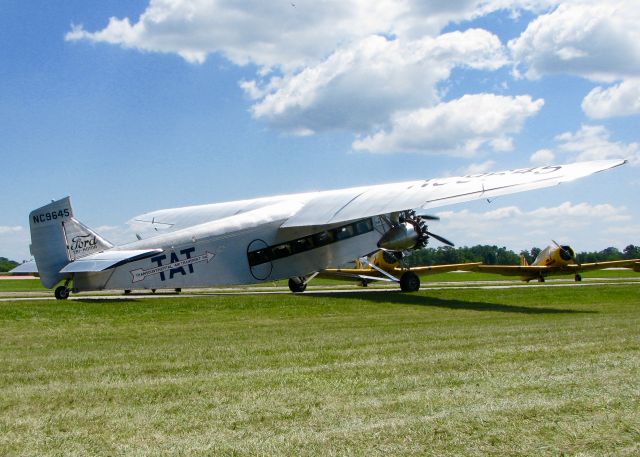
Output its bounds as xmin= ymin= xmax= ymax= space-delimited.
xmin=302 ymin=291 xmax=593 ymax=315
xmin=73 ymin=298 xmax=142 ymax=304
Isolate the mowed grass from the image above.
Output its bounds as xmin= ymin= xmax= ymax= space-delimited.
xmin=0 ymin=286 xmax=639 ymax=455
xmin=1 ymin=267 xmax=638 ymax=294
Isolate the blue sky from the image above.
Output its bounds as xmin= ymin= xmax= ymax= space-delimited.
xmin=1 ymin=0 xmax=638 ymax=262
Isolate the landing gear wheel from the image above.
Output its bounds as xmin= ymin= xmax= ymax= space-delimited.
xmin=175 ymin=288 xmax=182 ymax=293
xmin=538 ymin=277 xmax=546 ymax=283
xmin=54 ymin=286 xmax=70 ymax=300
xmin=124 ymin=290 xmax=131 ymax=295
xmin=575 ymin=274 xmax=582 ymax=282
xmin=288 ymin=278 xmax=307 ymax=293
xmin=400 ymin=271 xmax=420 ymax=292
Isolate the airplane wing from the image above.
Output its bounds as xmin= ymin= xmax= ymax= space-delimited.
xmin=9 ymin=261 xmax=39 ymax=274
xmin=132 ymin=159 xmax=625 ymax=231
xmin=475 ymin=265 xmax=549 ymax=277
xmin=282 ymin=159 xmax=625 ymax=227
xmin=321 ymin=262 xmax=481 ymax=281
xmin=476 ymin=259 xmax=640 ymax=277
xmin=562 ymin=259 xmax=640 ymax=272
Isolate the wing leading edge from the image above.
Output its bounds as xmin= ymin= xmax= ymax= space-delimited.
xmin=129 ymin=159 xmax=625 ymax=231
xmin=281 ymin=159 xmax=626 ymax=227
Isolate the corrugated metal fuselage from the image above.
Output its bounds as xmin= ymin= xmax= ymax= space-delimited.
xmin=73 ymin=217 xmax=383 ymax=292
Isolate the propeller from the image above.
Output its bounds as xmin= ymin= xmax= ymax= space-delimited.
xmin=425 ymin=230 xmax=455 ymax=247
xmin=413 ymin=212 xmax=440 ymax=221
xmin=408 ymin=210 xmax=455 ymax=248
xmin=552 ymin=240 xmax=577 ymax=263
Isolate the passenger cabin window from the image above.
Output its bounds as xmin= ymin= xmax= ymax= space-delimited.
xmin=335 ymin=226 xmax=353 ymax=241
xmin=247 ymin=218 xmax=374 ymax=267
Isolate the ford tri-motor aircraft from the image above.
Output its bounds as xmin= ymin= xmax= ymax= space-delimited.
xmin=475 ymin=241 xmax=639 ymax=282
xmin=14 ymin=159 xmax=625 ymax=299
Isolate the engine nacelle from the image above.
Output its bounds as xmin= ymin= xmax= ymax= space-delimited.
xmin=377 ymin=222 xmax=420 ymax=251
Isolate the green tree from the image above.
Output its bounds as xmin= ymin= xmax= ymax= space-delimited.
xmin=623 ymin=244 xmax=640 ymax=259
xmin=0 ymin=257 xmax=19 ymax=272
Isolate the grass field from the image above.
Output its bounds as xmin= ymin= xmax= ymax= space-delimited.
xmin=1 ymin=284 xmax=639 ymax=455
xmin=1 ymin=267 xmax=638 ymax=294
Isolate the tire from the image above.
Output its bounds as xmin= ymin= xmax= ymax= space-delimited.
xmin=538 ymin=277 xmax=546 ymax=283
xmin=54 ymin=286 xmax=69 ymax=300
xmin=124 ymin=290 xmax=131 ymax=295
xmin=288 ymin=278 xmax=307 ymax=293
xmin=400 ymin=271 xmax=420 ymax=292
xmin=575 ymin=274 xmax=582 ymax=282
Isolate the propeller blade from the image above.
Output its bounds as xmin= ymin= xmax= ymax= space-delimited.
xmin=414 ymin=211 xmax=440 ymax=220
xmin=426 ymin=231 xmax=455 ymax=247
xmin=552 ymin=239 xmax=575 ymax=260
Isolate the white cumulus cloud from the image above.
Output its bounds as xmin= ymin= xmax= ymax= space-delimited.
xmin=582 ymin=78 xmax=640 ymax=118
xmin=530 ymin=148 xmax=555 ymax=165
xmin=509 ymin=1 xmax=640 ymax=82
xmin=352 ymin=94 xmax=543 ymax=155
xmin=434 ymin=201 xmax=631 ymax=250
xmin=65 ymin=1 xmax=560 ymax=150
xmin=65 ymin=0 xmax=554 ymax=69
xmin=245 ymin=30 xmax=508 ymax=134
xmin=555 ymin=125 xmax=640 ymax=166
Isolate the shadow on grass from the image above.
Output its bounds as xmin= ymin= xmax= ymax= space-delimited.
xmin=302 ymin=290 xmax=594 ymax=314
xmin=73 ymin=298 xmax=143 ymax=304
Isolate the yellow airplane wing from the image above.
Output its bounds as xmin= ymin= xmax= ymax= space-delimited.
xmin=392 ymin=262 xmax=481 ymax=275
xmin=475 ymin=265 xmax=549 ymax=277
xmin=320 ymin=262 xmax=480 ymax=282
xmin=562 ymin=259 xmax=640 ymax=272
xmin=476 ymin=259 xmax=640 ymax=279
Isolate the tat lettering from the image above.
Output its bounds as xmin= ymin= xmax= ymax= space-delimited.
xmin=130 ymin=248 xmax=215 ymax=283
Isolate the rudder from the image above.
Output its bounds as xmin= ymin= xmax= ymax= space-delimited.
xmin=29 ymin=197 xmax=113 ymax=288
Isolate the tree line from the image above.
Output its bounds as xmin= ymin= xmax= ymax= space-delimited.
xmin=405 ymin=244 xmax=640 ymax=267
xmin=0 ymin=257 xmax=19 ymax=272
xmin=1 ymin=244 xmax=639 ymax=272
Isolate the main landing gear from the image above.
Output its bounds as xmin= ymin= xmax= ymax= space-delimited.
xmin=399 ymin=271 xmax=421 ymax=292
xmin=54 ymin=285 xmax=70 ymax=300
xmin=288 ymin=277 xmax=308 ymax=293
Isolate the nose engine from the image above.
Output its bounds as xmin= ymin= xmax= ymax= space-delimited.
xmin=558 ymin=245 xmax=575 ymax=261
xmin=377 ymin=220 xmax=426 ymax=251
xmin=377 ymin=210 xmax=453 ymax=252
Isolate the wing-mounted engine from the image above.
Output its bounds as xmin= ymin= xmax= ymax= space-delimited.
xmin=377 ymin=210 xmax=453 ymax=252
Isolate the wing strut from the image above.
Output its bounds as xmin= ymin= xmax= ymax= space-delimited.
xmin=359 ymin=256 xmax=400 ymax=283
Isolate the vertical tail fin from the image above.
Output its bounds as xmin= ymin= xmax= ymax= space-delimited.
xmin=29 ymin=197 xmax=113 ymax=288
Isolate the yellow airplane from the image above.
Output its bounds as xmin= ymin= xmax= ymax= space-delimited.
xmin=475 ymin=241 xmax=640 ymax=282
xmin=320 ymin=249 xmax=480 ymax=292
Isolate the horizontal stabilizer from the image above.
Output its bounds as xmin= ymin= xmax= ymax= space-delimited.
xmin=59 ymin=249 xmax=163 ymax=273
xmin=9 ymin=261 xmax=39 ymax=274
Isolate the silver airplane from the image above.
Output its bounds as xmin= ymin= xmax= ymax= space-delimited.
xmin=12 ymin=159 xmax=625 ymax=299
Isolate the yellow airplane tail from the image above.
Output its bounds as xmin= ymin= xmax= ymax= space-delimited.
xmin=520 ymin=255 xmax=529 ymax=266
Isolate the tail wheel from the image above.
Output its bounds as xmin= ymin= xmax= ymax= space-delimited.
xmin=399 ymin=271 xmax=420 ymax=292
xmin=288 ymin=278 xmax=307 ymax=293
xmin=54 ymin=286 xmax=69 ymax=300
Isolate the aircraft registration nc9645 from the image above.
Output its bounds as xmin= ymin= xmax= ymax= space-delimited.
xmin=12 ymin=159 xmax=626 ymax=299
